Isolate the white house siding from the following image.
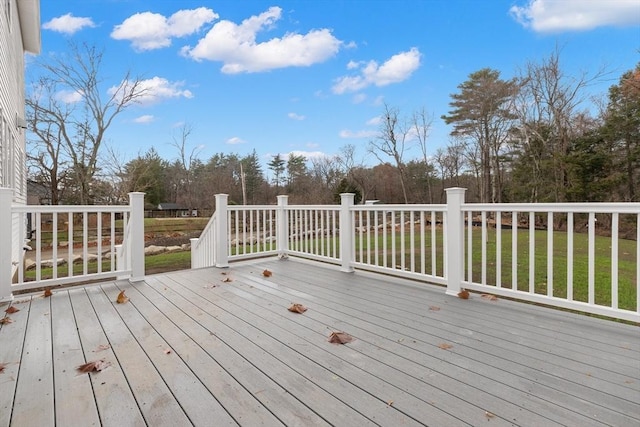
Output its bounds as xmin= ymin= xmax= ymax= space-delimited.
xmin=0 ymin=0 xmax=40 ymax=279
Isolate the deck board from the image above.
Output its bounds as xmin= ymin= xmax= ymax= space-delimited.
xmin=50 ymin=292 xmax=100 ymax=427
xmin=1 ymin=257 xmax=638 ymax=426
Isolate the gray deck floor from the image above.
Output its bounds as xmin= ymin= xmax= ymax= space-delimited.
xmin=0 ymin=257 xmax=638 ymax=426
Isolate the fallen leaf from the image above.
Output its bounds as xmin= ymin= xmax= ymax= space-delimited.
xmin=438 ymin=343 xmax=453 ymax=350
xmin=481 ymin=294 xmax=498 ymax=301
xmin=116 ymin=290 xmax=129 ymax=304
xmin=163 ymin=349 xmax=172 ymax=354
xmin=485 ymin=411 xmax=495 ymax=419
xmin=203 ymin=284 xmax=217 ymax=289
xmin=77 ymin=359 xmax=111 ymax=373
xmin=262 ymin=269 xmax=272 ymax=277
xmin=0 ymin=362 xmax=5 ymax=373
xmin=387 ymin=400 xmax=394 ymax=406
xmin=95 ymin=344 xmax=111 ymax=352
xmin=222 ymin=277 xmax=233 ymax=283
xmin=221 ymin=272 xmax=228 ymax=275
xmin=457 ymin=289 xmax=470 ymax=299
xmin=43 ymin=288 xmax=52 ymax=297
xmin=0 ymin=316 xmax=12 ymax=325
xmin=328 ymin=331 xmax=354 ymax=344
xmin=428 ymin=305 xmax=441 ymax=311
xmin=5 ymin=306 xmax=19 ymax=314
xmin=288 ymin=303 xmax=307 ymax=313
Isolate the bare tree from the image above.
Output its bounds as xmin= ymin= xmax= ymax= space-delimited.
xmin=368 ymin=104 xmax=411 ymax=203
xmin=26 ymin=42 xmax=148 ymax=204
xmin=411 ymin=107 xmax=435 ymax=202
xmin=513 ymin=47 xmax=609 ymax=202
xmin=169 ymin=123 xmax=202 ymax=208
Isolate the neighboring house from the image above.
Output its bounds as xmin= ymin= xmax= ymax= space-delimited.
xmin=1 ymin=0 xmax=41 ymax=276
xmin=151 ymin=202 xmax=193 ymax=218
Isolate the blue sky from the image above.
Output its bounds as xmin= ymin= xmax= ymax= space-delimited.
xmin=36 ymin=0 xmax=640 ymax=171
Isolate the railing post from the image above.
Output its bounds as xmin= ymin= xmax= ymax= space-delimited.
xmin=339 ymin=193 xmax=355 ymax=273
xmin=0 ymin=188 xmax=13 ymax=301
xmin=445 ymin=187 xmax=466 ymax=296
xmin=214 ymin=194 xmax=229 ymax=268
xmin=190 ymin=237 xmax=199 ymax=269
xmin=128 ymin=192 xmax=145 ymax=282
xmin=276 ymin=195 xmax=289 ymax=257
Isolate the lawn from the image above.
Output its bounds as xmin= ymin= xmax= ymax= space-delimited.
xmin=23 ymin=226 xmax=637 ymax=312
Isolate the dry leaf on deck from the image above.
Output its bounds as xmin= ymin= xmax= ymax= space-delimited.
xmin=163 ymin=349 xmax=172 ymax=354
xmin=438 ymin=343 xmax=453 ymax=350
xmin=222 ymin=277 xmax=233 ymax=283
xmin=0 ymin=316 xmax=13 ymax=325
xmin=262 ymin=269 xmax=272 ymax=277
xmin=77 ymin=359 xmax=111 ymax=373
xmin=328 ymin=331 xmax=354 ymax=344
xmin=95 ymin=344 xmax=111 ymax=352
xmin=4 ymin=306 xmax=19 ymax=314
xmin=485 ymin=411 xmax=495 ymax=419
xmin=457 ymin=289 xmax=470 ymax=299
xmin=0 ymin=362 xmax=5 ymax=373
xmin=481 ymin=294 xmax=498 ymax=301
xmin=116 ymin=290 xmax=129 ymax=304
xmin=428 ymin=306 xmax=441 ymax=311
xmin=288 ymin=303 xmax=307 ymax=314
xmin=43 ymin=288 xmax=53 ymax=297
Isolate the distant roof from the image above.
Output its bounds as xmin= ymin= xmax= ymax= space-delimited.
xmin=157 ymin=203 xmax=188 ymax=210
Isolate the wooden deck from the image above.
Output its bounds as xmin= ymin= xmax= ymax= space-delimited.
xmin=1 ymin=257 xmax=638 ymax=427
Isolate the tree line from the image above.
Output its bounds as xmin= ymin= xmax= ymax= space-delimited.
xmin=26 ymin=43 xmax=639 ymax=210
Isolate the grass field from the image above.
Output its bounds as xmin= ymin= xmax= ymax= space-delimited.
xmin=24 ymin=226 xmax=637 ymax=312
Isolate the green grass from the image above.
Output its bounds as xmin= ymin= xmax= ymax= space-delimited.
xmin=23 ymin=227 xmax=638 ymax=312
xmin=352 ymin=228 xmax=637 ymax=311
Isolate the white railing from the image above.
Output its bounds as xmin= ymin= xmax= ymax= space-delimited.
xmin=193 ymin=189 xmax=639 ymax=322
xmin=0 ymin=190 xmax=145 ymax=300
xmin=458 ymin=199 xmax=640 ymax=322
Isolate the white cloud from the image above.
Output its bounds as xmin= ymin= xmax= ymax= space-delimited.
xmin=55 ymin=89 xmax=84 ymax=104
xmin=111 ymin=7 xmax=218 ymax=51
xmin=108 ymin=77 xmax=193 ymax=106
xmin=332 ymin=48 xmax=421 ymax=94
xmin=352 ymin=93 xmax=367 ymax=104
xmin=339 ymin=129 xmax=378 ymax=139
xmin=366 ymin=116 xmax=382 ymax=126
xmin=288 ymin=112 xmax=305 ymax=121
xmin=226 ymin=136 xmax=246 ymax=145
xmin=510 ymin=0 xmax=640 ymax=32
xmin=43 ymin=13 xmax=96 ymax=35
xmin=288 ymin=150 xmax=327 ymax=161
xmin=181 ymin=6 xmax=342 ymax=73
xmin=133 ymin=115 xmax=155 ymax=124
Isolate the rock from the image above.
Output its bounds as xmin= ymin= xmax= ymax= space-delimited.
xmin=144 ymin=245 xmax=167 ymax=255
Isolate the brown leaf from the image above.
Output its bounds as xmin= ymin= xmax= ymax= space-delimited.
xmin=163 ymin=349 xmax=172 ymax=354
xmin=116 ymin=290 xmax=129 ymax=304
xmin=328 ymin=331 xmax=354 ymax=344
xmin=481 ymin=294 xmax=498 ymax=301
xmin=457 ymin=289 xmax=470 ymax=299
xmin=288 ymin=303 xmax=307 ymax=314
xmin=438 ymin=343 xmax=453 ymax=350
xmin=0 ymin=362 xmax=5 ymax=373
xmin=0 ymin=316 xmax=13 ymax=325
xmin=5 ymin=306 xmax=19 ymax=314
xmin=77 ymin=359 xmax=111 ymax=373
xmin=222 ymin=277 xmax=233 ymax=283
xmin=43 ymin=288 xmax=53 ymax=297
xmin=262 ymin=269 xmax=272 ymax=277
xmin=94 ymin=344 xmax=111 ymax=352
xmin=428 ymin=305 xmax=441 ymax=311
xmin=485 ymin=411 xmax=495 ymax=419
